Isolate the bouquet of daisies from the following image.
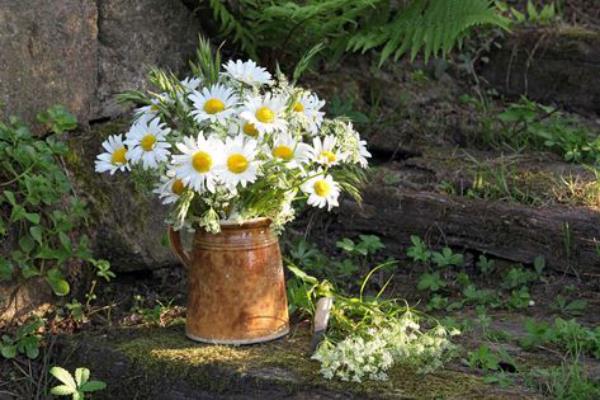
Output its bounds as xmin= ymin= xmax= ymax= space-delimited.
xmin=95 ymin=40 xmax=370 ymax=233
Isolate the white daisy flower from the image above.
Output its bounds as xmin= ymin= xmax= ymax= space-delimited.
xmin=180 ymin=76 xmax=201 ymax=93
xmin=301 ymin=173 xmax=340 ymax=211
xmin=189 ymin=84 xmax=238 ymax=124
xmin=310 ymin=135 xmax=344 ymax=167
xmin=228 ymin=118 xmax=262 ymax=140
xmin=357 ymin=139 xmax=371 ymax=168
xmin=216 ymin=135 xmax=259 ymax=189
xmin=171 ymin=133 xmax=224 ymax=193
xmin=153 ymin=171 xmax=187 ymax=204
xmin=270 ymin=131 xmax=312 ymax=168
xmin=240 ymin=94 xmax=287 ymax=134
xmin=223 ymin=59 xmax=272 ymax=87
xmin=134 ymin=93 xmax=172 ymax=121
xmin=292 ymin=93 xmax=325 ymax=134
xmin=124 ymin=118 xmax=171 ymax=170
xmin=95 ymin=134 xmax=129 ymax=175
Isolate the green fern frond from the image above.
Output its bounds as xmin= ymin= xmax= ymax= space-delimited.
xmin=205 ymin=0 xmax=509 ymax=66
xmin=348 ymin=0 xmax=510 ymax=65
xmin=207 ymin=0 xmax=258 ymax=59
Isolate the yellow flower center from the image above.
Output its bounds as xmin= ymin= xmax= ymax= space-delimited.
xmin=243 ymin=122 xmax=259 ymax=137
xmin=150 ymin=104 xmax=160 ymax=112
xmin=204 ymin=98 xmax=225 ymax=114
xmin=255 ymin=106 xmax=275 ymax=123
xmin=171 ymin=179 xmax=185 ymax=195
xmin=227 ymin=153 xmax=249 ymax=174
xmin=320 ymin=150 xmax=337 ymax=164
xmin=314 ymin=180 xmax=331 ymax=197
xmin=272 ymin=145 xmax=294 ymax=161
xmin=192 ymin=151 xmax=213 ymax=173
xmin=111 ymin=147 xmax=127 ymax=165
xmin=140 ymin=134 xmax=156 ymax=151
xmin=293 ymin=102 xmax=304 ymax=112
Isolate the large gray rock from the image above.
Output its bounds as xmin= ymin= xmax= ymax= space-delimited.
xmin=94 ymin=0 xmax=202 ymax=119
xmin=0 ymin=0 xmax=202 ymax=128
xmin=66 ymin=119 xmax=178 ymax=272
xmin=0 ymin=0 xmax=98 ymax=130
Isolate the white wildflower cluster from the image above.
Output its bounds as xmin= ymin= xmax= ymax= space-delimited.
xmin=312 ymin=312 xmax=459 ymax=382
xmin=94 ymin=58 xmax=370 ymax=232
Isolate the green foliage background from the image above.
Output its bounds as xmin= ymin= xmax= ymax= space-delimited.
xmin=204 ymin=0 xmax=509 ymax=65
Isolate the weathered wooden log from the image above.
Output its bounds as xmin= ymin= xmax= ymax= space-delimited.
xmin=339 ymin=170 xmax=600 ymax=274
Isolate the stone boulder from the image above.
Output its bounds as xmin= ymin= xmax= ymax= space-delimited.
xmin=0 ymin=0 xmax=202 ymax=129
xmin=0 ymin=0 xmax=98 ymax=130
xmin=66 ymin=119 xmax=178 ymax=272
xmin=94 ymin=0 xmax=202 ymax=119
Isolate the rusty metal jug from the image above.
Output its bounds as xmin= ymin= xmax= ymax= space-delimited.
xmin=168 ymin=218 xmax=289 ymax=344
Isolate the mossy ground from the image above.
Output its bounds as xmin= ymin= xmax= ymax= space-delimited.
xmin=380 ymin=147 xmax=600 ymax=209
xmin=68 ymin=321 xmax=536 ymax=399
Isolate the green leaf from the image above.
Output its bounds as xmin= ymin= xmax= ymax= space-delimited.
xmin=0 ymin=258 xmax=13 ymax=281
xmin=417 ymin=272 xmax=446 ymax=292
xmin=80 ymin=380 xmax=107 ymax=392
xmin=25 ymin=341 xmax=39 ymax=359
xmin=533 ymin=256 xmax=545 ymax=275
xmin=24 ymin=212 xmax=40 ymax=224
xmin=526 ymin=0 xmax=539 ymax=21
xmin=286 ymin=263 xmax=318 ymax=285
xmin=75 ymin=367 xmax=90 ymax=386
xmin=21 ymin=265 xmax=41 ymax=279
xmin=3 ymin=190 xmax=16 ymax=205
xmin=19 ymin=235 xmax=35 ymax=253
xmin=46 ymin=268 xmax=70 ymax=296
xmin=30 ymin=226 xmax=43 ymax=244
xmin=336 ymin=238 xmax=355 ymax=253
xmin=50 ymin=366 xmax=77 ymax=388
xmin=1 ymin=344 xmax=17 ymax=359
xmin=50 ymin=385 xmax=76 ymax=396
xmin=58 ymin=232 xmax=71 ymax=252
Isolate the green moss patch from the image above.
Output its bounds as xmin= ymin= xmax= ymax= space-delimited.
xmin=95 ymin=323 xmax=531 ymax=399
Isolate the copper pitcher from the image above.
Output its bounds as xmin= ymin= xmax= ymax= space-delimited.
xmin=168 ymin=218 xmax=289 ymax=344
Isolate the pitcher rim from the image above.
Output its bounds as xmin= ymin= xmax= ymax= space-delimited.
xmin=218 ymin=216 xmax=272 ymax=229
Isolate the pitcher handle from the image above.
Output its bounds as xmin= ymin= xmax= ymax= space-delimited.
xmin=168 ymin=226 xmax=191 ymax=269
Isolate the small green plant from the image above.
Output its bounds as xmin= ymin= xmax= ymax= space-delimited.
xmin=0 ymin=318 xmax=44 ymax=359
xmin=499 ymin=0 xmax=558 ymax=25
xmin=520 ymin=318 xmax=600 ymax=359
xmin=406 ymin=235 xmax=431 ymax=263
xmin=0 ymin=107 xmax=109 ymax=296
xmin=466 ymin=344 xmax=501 ymax=371
xmin=495 ymin=97 xmax=600 ymax=165
xmin=286 ymin=261 xmax=458 ymax=382
xmin=336 ymin=234 xmax=385 ymax=258
xmin=130 ymin=296 xmax=178 ymax=327
xmin=49 ymin=366 xmax=106 ymax=399
xmin=476 ymin=255 xmax=495 ymax=275
xmin=36 ymin=105 xmax=78 ymax=134
xmin=527 ymin=354 xmax=600 ymax=399
xmin=502 ymin=265 xmax=539 ymax=290
xmin=552 ymin=295 xmax=587 ymax=317
xmin=417 ymin=271 xmax=447 ymax=292
xmin=431 ymin=247 xmax=464 ymax=268
xmin=463 ymin=284 xmax=499 ymax=307
xmin=327 ymin=95 xmax=369 ymax=125
xmin=507 ymin=286 xmax=532 ymax=309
